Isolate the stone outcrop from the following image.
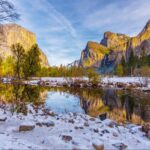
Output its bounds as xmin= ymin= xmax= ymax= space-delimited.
xmin=0 ymin=24 xmax=49 ymax=66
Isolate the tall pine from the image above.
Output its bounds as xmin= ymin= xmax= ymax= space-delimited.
xmin=23 ymin=44 xmax=41 ymax=78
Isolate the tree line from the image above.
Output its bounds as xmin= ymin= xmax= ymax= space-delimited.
xmin=115 ymin=47 xmax=150 ymax=77
xmin=0 ymin=43 xmax=41 ymax=79
xmin=0 ymin=43 xmax=92 ymax=79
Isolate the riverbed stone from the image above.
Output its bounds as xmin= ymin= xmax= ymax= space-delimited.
xmin=68 ymin=119 xmax=75 ymax=124
xmin=112 ymin=143 xmax=127 ymax=150
xmin=0 ymin=117 xmax=7 ymax=122
xmin=84 ymin=122 xmax=89 ymax=127
xmin=92 ymin=143 xmax=104 ymax=150
xmin=141 ymin=123 xmax=150 ymax=138
xmin=99 ymin=113 xmax=107 ymax=121
xmin=112 ymin=132 xmax=118 ymax=137
xmin=42 ymin=109 xmax=55 ymax=116
xmin=36 ymin=121 xmax=55 ymax=127
xmin=89 ymin=117 xmax=95 ymax=121
xmin=62 ymin=135 xmax=72 ymax=142
xmin=19 ymin=125 xmax=35 ymax=132
xmin=93 ymin=128 xmax=99 ymax=133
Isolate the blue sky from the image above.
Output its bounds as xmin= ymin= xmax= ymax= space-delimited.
xmin=12 ymin=0 xmax=150 ymax=66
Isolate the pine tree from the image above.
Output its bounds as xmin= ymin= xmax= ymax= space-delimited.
xmin=128 ymin=49 xmax=136 ymax=75
xmin=140 ymin=47 xmax=148 ymax=66
xmin=116 ymin=64 xmax=123 ymax=77
xmin=121 ymin=55 xmax=126 ymax=75
xmin=23 ymin=44 xmax=41 ymax=78
xmin=11 ymin=43 xmax=25 ymax=79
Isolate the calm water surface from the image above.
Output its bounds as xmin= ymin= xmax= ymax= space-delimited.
xmin=0 ymin=83 xmax=150 ymax=124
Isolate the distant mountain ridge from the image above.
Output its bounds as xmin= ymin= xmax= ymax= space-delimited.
xmin=0 ymin=24 xmax=49 ymax=67
xmin=67 ymin=60 xmax=80 ymax=68
xmin=71 ymin=19 xmax=150 ymax=73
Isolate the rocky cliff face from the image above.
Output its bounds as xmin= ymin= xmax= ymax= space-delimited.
xmin=79 ymin=19 xmax=150 ymax=73
xmin=0 ymin=24 xmax=49 ymax=66
xmin=79 ymin=41 xmax=109 ymax=68
xmin=100 ymin=31 xmax=130 ymax=51
xmin=126 ymin=20 xmax=150 ymax=59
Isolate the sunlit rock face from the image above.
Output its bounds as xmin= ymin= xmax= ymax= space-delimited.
xmin=79 ymin=20 xmax=150 ymax=73
xmin=101 ymin=31 xmax=130 ymax=51
xmin=79 ymin=41 xmax=109 ymax=68
xmin=0 ymin=24 xmax=49 ymax=67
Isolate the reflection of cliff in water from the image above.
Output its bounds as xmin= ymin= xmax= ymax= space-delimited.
xmin=102 ymin=89 xmax=150 ymax=123
xmin=48 ymin=87 xmax=150 ymax=123
xmin=0 ymin=84 xmax=149 ymax=124
xmin=76 ymin=87 xmax=150 ymax=124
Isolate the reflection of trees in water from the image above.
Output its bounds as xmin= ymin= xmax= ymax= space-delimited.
xmin=0 ymin=84 xmax=149 ymax=123
xmin=0 ymin=84 xmax=47 ymax=115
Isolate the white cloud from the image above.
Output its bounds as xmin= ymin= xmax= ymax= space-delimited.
xmin=83 ymin=0 xmax=150 ymax=36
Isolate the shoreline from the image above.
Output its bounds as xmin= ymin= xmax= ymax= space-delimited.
xmin=2 ymin=76 xmax=150 ymax=92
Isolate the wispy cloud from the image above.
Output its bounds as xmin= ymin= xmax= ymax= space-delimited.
xmin=11 ymin=0 xmax=150 ymax=66
xmin=83 ymin=0 xmax=150 ymax=36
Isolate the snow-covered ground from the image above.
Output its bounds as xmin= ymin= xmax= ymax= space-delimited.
xmin=0 ymin=105 xmax=149 ymax=149
xmin=27 ymin=77 xmax=150 ymax=89
xmin=102 ymin=76 xmax=150 ymax=85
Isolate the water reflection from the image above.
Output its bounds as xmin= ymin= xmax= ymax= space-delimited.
xmin=0 ymin=83 xmax=149 ymax=124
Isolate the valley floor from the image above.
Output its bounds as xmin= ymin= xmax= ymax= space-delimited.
xmin=0 ymin=105 xmax=150 ymax=149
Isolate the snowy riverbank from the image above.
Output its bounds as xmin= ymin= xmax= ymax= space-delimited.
xmin=18 ymin=76 xmax=150 ymax=91
xmin=0 ymin=104 xmax=150 ymax=149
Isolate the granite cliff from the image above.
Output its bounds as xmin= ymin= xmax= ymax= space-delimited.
xmin=78 ymin=19 xmax=150 ymax=73
xmin=0 ymin=24 xmax=49 ymax=67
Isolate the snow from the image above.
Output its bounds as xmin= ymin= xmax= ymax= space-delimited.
xmin=0 ymin=105 xmax=149 ymax=149
xmin=102 ymin=76 xmax=150 ymax=85
xmin=27 ymin=76 xmax=150 ymax=87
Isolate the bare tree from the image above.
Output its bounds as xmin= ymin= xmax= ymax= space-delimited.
xmin=0 ymin=0 xmax=20 ymax=22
